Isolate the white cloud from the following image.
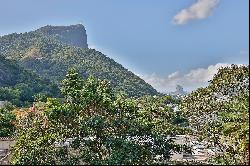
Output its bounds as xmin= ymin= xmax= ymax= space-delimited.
xmin=240 ymin=49 xmax=249 ymax=55
xmin=173 ymin=0 xmax=219 ymax=25
xmin=168 ymin=71 xmax=181 ymax=79
xmin=88 ymin=44 xmax=97 ymax=49
xmin=141 ymin=63 xmax=231 ymax=93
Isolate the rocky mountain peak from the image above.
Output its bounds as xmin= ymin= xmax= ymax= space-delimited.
xmin=36 ymin=24 xmax=88 ymax=48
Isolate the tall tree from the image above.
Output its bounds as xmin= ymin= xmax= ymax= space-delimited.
xmin=11 ymin=69 xmax=188 ymax=165
xmin=181 ymin=65 xmax=249 ymax=165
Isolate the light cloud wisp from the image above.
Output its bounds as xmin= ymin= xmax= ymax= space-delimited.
xmin=141 ymin=63 xmax=231 ymax=93
xmin=173 ymin=0 xmax=219 ymax=25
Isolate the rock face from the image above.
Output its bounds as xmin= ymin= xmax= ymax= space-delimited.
xmin=171 ymin=85 xmax=187 ymax=96
xmin=175 ymin=85 xmax=184 ymax=94
xmin=37 ymin=24 xmax=88 ymax=48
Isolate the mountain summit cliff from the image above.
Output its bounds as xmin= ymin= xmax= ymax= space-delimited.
xmin=36 ymin=24 xmax=88 ymax=48
xmin=0 ymin=24 xmax=157 ymax=97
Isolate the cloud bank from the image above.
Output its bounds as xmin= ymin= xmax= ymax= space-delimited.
xmin=141 ymin=63 xmax=231 ymax=93
xmin=173 ymin=0 xmax=219 ymax=25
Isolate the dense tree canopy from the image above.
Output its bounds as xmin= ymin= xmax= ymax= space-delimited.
xmin=181 ymin=65 xmax=249 ymax=165
xmin=0 ymin=55 xmax=60 ymax=107
xmin=0 ymin=102 xmax=16 ymax=137
xmin=11 ymin=69 xmax=189 ymax=165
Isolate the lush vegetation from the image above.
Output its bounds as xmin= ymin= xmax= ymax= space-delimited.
xmin=0 ymin=25 xmax=157 ymax=97
xmin=181 ymin=65 xmax=249 ymax=165
xmin=10 ymin=69 xmax=189 ymax=165
xmin=0 ymin=102 xmax=16 ymax=137
xmin=0 ymin=25 xmax=248 ymax=165
xmin=0 ymin=64 xmax=248 ymax=165
xmin=0 ymin=55 xmax=59 ymax=107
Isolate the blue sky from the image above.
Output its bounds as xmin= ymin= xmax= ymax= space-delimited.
xmin=0 ymin=0 xmax=249 ymax=92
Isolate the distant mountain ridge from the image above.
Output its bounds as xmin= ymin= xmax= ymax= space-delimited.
xmin=0 ymin=24 xmax=157 ymax=97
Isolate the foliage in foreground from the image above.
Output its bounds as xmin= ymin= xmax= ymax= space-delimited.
xmin=0 ymin=102 xmax=16 ymax=137
xmin=10 ymin=69 xmax=188 ymax=165
xmin=181 ymin=64 xmax=249 ymax=165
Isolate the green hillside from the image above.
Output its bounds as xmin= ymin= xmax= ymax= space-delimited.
xmin=0 ymin=24 xmax=157 ymax=97
xmin=0 ymin=55 xmax=59 ymax=106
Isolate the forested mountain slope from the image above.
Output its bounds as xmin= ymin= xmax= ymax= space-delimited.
xmin=0 ymin=24 xmax=157 ymax=97
xmin=0 ymin=55 xmax=59 ymax=106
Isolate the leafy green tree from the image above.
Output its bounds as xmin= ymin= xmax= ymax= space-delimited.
xmin=0 ymin=102 xmax=16 ymax=137
xmin=181 ymin=65 xmax=249 ymax=165
xmin=11 ymin=69 xmax=188 ymax=165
